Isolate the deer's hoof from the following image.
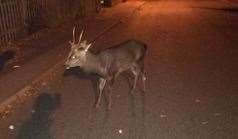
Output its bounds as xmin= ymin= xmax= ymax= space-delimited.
xmin=95 ymin=103 xmax=100 ymax=108
xmin=130 ymin=89 xmax=135 ymax=94
xmin=142 ymin=89 xmax=146 ymax=93
xmin=107 ymin=104 xmax=112 ymax=110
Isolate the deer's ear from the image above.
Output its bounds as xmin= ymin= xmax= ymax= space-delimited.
xmin=85 ymin=43 xmax=92 ymax=51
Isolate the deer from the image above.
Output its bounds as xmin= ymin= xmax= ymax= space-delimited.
xmin=64 ymin=27 xmax=147 ymax=109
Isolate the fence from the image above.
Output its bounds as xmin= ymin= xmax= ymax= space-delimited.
xmin=0 ymin=0 xmax=97 ymax=49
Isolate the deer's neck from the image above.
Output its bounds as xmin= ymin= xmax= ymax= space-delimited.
xmin=83 ymin=51 xmax=107 ymax=77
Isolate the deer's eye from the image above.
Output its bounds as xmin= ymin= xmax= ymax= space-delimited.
xmin=72 ymin=56 xmax=76 ymax=59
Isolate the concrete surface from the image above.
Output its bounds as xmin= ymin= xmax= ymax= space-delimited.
xmin=0 ymin=0 xmax=237 ymax=139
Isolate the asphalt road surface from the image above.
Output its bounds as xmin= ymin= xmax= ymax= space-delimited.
xmin=0 ymin=0 xmax=238 ymax=139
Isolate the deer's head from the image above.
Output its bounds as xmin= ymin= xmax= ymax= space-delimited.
xmin=65 ymin=27 xmax=92 ymax=69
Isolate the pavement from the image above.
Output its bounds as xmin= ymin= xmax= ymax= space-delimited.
xmin=0 ymin=0 xmax=238 ymax=139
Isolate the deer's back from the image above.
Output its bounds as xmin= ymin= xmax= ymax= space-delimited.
xmin=101 ymin=39 xmax=146 ymax=60
xmin=98 ymin=40 xmax=147 ymax=73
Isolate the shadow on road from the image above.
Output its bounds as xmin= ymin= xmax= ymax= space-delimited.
xmin=16 ymin=93 xmax=61 ymax=139
xmin=63 ymin=67 xmax=99 ymax=105
xmin=0 ymin=50 xmax=15 ymax=71
xmin=63 ymin=68 xmax=147 ymax=138
xmin=128 ymin=89 xmax=146 ymax=139
xmin=123 ymin=69 xmax=147 ymax=138
xmin=192 ymin=7 xmax=238 ymax=14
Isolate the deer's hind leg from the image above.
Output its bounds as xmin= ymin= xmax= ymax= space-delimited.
xmin=130 ymin=61 xmax=146 ymax=93
xmin=107 ymin=78 xmax=114 ymax=110
xmin=130 ymin=64 xmax=141 ymax=93
xmin=107 ymin=72 xmax=121 ymax=109
xmin=141 ymin=64 xmax=146 ymax=93
xmin=96 ymin=78 xmax=106 ymax=108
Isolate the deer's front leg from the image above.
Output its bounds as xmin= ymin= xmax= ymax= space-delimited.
xmin=130 ymin=67 xmax=139 ymax=93
xmin=96 ymin=78 xmax=106 ymax=108
xmin=107 ymin=77 xmax=115 ymax=110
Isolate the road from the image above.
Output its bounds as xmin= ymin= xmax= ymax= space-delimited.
xmin=0 ymin=0 xmax=238 ymax=139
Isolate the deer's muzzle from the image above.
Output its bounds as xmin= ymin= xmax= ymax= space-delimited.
xmin=64 ymin=63 xmax=70 ymax=70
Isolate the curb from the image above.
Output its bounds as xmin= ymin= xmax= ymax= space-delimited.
xmin=0 ymin=58 xmax=65 ymax=120
xmin=221 ymin=0 xmax=238 ymax=6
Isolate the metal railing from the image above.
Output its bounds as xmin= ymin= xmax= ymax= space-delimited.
xmin=0 ymin=0 xmax=96 ymax=49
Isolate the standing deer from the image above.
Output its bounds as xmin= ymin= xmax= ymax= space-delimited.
xmin=65 ymin=27 xmax=147 ymax=109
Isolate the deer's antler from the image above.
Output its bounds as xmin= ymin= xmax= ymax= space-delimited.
xmin=78 ymin=29 xmax=84 ymax=44
xmin=72 ymin=27 xmax=76 ymax=43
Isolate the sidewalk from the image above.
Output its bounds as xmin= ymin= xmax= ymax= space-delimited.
xmin=0 ymin=1 xmax=145 ymax=117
